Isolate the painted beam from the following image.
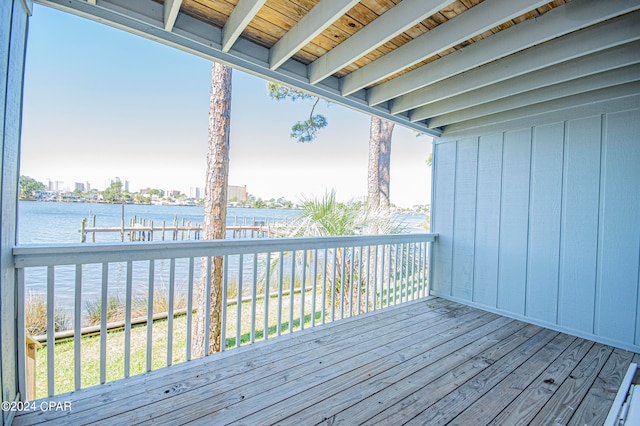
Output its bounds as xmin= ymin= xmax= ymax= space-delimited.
xmin=163 ymin=0 xmax=182 ymax=32
xmin=369 ymin=0 xmax=640 ymax=107
xmin=422 ymin=43 xmax=640 ymax=125
xmin=429 ymin=64 xmax=640 ymax=127
xmin=269 ymin=0 xmax=359 ymax=70
xmin=443 ymin=81 xmax=640 ymax=134
xmin=340 ymin=0 xmax=549 ymax=96
xmin=394 ymin=10 xmax=640 ymax=115
xmin=221 ymin=0 xmax=267 ymax=53
xmin=441 ymin=95 xmax=640 ymax=141
xmin=308 ymin=0 xmax=455 ymax=85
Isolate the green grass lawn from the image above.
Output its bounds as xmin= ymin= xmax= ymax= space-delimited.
xmin=33 ymin=290 xmax=330 ymax=400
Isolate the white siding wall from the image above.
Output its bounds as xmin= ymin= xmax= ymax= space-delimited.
xmin=432 ymin=108 xmax=640 ymax=352
xmin=1 ymin=0 xmax=29 ymax=417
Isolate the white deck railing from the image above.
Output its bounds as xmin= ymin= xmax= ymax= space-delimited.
xmin=13 ymin=233 xmax=436 ymax=400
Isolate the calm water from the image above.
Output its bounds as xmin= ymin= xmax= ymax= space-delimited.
xmin=18 ymin=201 xmax=301 ymax=244
xmin=18 ymin=201 xmax=426 ymax=309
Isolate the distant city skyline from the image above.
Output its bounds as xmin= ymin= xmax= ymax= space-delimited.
xmin=20 ymin=5 xmax=432 ymax=208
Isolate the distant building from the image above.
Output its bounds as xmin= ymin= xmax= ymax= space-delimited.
xmin=167 ymin=189 xmax=181 ymax=198
xmin=74 ymin=182 xmax=85 ymax=192
xmin=228 ymin=185 xmax=247 ymax=202
xmin=190 ymin=187 xmax=202 ymax=199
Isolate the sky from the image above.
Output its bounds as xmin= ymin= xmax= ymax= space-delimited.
xmin=20 ymin=4 xmax=433 ymax=208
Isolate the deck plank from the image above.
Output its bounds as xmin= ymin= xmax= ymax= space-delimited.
xmin=568 ymin=347 xmax=636 ymax=426
xmin=327 ymin=322 xmax=542 ymax=426
xmin=140 ymin=310 xmax=497 ymax=424
xmin=236 ymin=316 xmax=517 ymax=425
xmin=488 ymin=337 xmax=595 ymax=426
xmin=12 ymin=297 xmax=638 ymax=426
xmin=530 ymin=343 xmax=614 ymax=425
xmin=19 ymin=298 xmax=456 ymax=425
xmin=449 ymin=333 xmax=579 ymax=425
xmin=401 ymin=328 xmax=561 ymax=425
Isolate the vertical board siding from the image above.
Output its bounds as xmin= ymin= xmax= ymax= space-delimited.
xmin=433 ymin=107 xmax=640 ymax=352
xmin=451 ymin=138 xmax=478 ymax=300
xmin=526 ymin=123 xmax=564 ymax=323
xmin=473 ymin=134 xmax=503 ymax=307
xmin=431 ymin=142 xmax=456 ymax=296
xmin=497 ymin=129 xmax=531 ymax=315
xmin=558 ymin=116 xmax=601 ymax=334
xmin=596 ymin=110 xmax=640 ymax=344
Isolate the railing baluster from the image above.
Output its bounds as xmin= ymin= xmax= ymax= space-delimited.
xmin=221 ymin=255 xmax=229 ymax=352
xmin=300 ymin=249 xmax=307 ymax=330
xmin=236 ymin=254 xmax=243 ymax=348
xmin=264 ymin=252 xmax=271 ymax=340
xmin=331 ymin=249 xmax=337 ymax=322
xmin=289 ymin=250 xmax=296 ymax=334
xmin=348 ymin=247 xmax=354 ymax=317
xmin=204 ymin=257 xmax=211 ymax=355
xmin=386 ymin=245 xmax=392 ymax=307
xmin=17 ymin=268 xmax=26 ymax=400
xmin=321 ymin=248 xmax=327 ymax=325
xmin=251 ymin=253 xmax=258 ymax=344
xmin=124 ymin=261 xmax=133 ymax=378
xmin=100 ymin=263 xmax=108 ymax=385
xmin=47 ymin=266 xmax=55 ymax=397
xmin=380 ymin=244 xmax=386 ymax=309
xmin=393 ymin=244 xmax=399 ymax=306
xmin=373 ymin=245 xmax=379 ymax=311
xmin=277 ymin=251 xmax=284 ymax=336
xmin=365 ymin=246 xmax=371 ymax=313
xmin=146 ymin=260 xmax=154 ymax=371
xmin=74 ymin=264 xmax=82 ymax=390
xmin=167 ymin=258 xmax=175 ymax=365
xmin=311 ymin=249 xmax=318 ymax=327
xmin=186 ymin=257 xmax=194 ymax=361
xmin=357 ymin=246 xmax=363 ymax=315
xmin=340 ymin=248 xmax=346 ymax=320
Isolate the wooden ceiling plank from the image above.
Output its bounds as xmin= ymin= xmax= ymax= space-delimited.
xmin=270 ymin=0 xmax=360 ymax=70
xmin=222 ymin=0 xmax=267 ymax=52
xmin=391 ymin=10 xmax=640 ymax=115
xmin=341 ymin=0 xmax=551 ymax=96
xmin=427 ymin=62 xmax=640 ymax=127
xmin=164 ymin=0 xmax=183 ymax=31
xmin=370 ymin=0 xmax=640 ymax=108
xmin=307 ymin=0 xmax=457 ymax=85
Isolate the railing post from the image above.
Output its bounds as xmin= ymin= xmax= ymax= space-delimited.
xmin=16 ymin=267 xmax=27 ymax=400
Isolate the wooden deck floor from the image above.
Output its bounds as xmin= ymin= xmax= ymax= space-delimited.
xmin=13 ymin=297 xmax=639 ymax=425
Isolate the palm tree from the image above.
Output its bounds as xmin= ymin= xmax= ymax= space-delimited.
xmin=285 ymin=190 xmax=401 ymax=317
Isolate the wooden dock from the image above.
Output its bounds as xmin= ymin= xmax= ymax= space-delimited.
xmin=13 ymin=297 xmax=638 ymax=425
xmin=80 ymin=215 xmax=289 ymax=242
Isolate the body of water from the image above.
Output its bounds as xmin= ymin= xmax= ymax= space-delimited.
xmin=18 ymin=201 xmax=427 ymax=311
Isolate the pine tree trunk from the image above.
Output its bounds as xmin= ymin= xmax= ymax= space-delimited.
xmin=365 ymin=117 xmax=395 ymax=312
xmin=367 ymin=117 xmax=394 ymax=211
xmin=192 ymin=62 xmax=232 ymax=358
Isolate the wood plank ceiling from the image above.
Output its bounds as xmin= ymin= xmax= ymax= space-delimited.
xmin=36 ymin=0 xmax=640 ymax=137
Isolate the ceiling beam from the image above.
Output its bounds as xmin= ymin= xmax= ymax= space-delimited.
xmin=308 ymin=0 xmax=455 ymax=85
xmin=443 ymin=81 xmax=640 ymax=134
xmin=412 ymin=41 xmax=640 ymax=123
xmin=429 ymin=64 xmax=640 ymax=128
xmin=163 ymin=0 xmax=182 ymax=32
xmin=393 ymin=10 xmax=640 ymax=115
xmin=340 ymin=0 xmax=550 ymax=96
xmin=269 ymin=0 xmax=360 ymax=70
xmin=440 ymin=95 xmax=640 ymax=141
xmin=368 ymin=0 xmax=640 ymax=107
xmin=222 ymin=0 xmax=267 ymax=53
